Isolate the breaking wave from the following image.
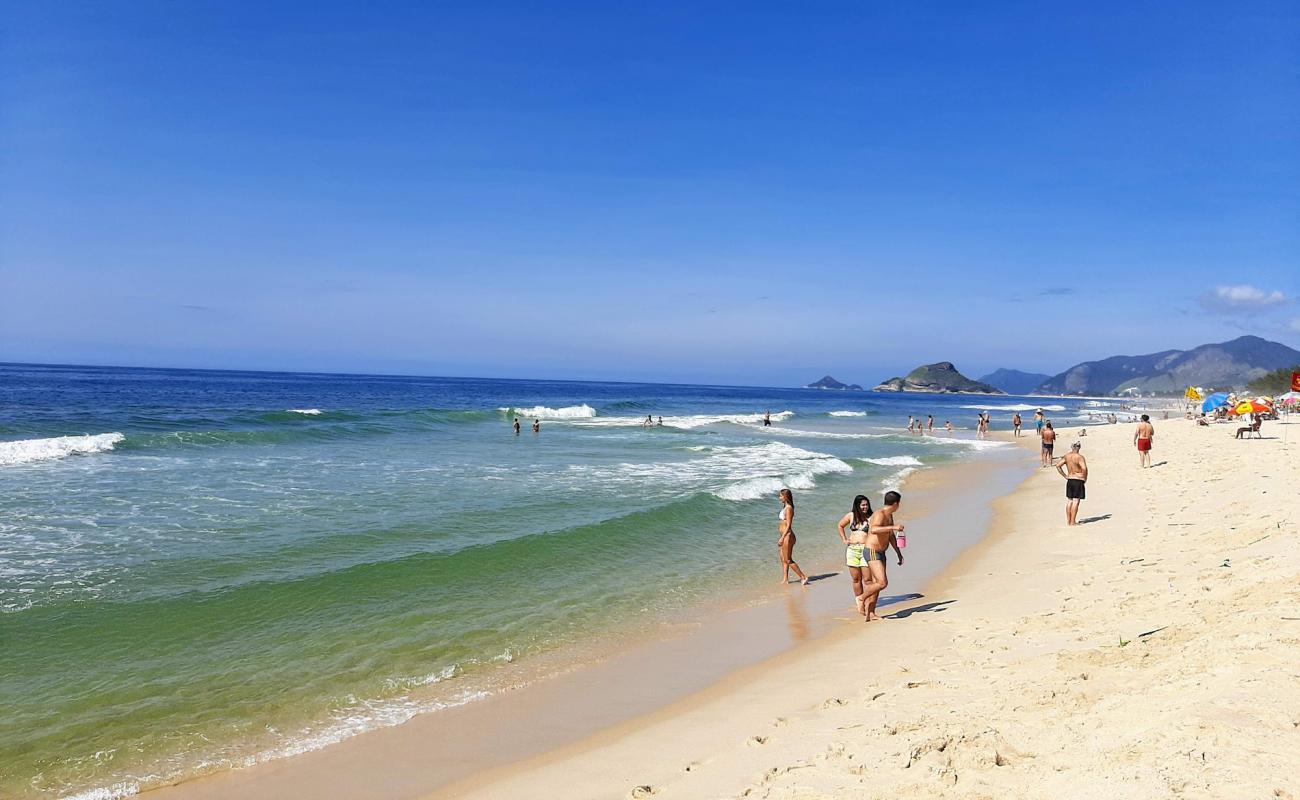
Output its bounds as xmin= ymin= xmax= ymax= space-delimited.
xmin=0 ymin=433 xmax=125 ymax=466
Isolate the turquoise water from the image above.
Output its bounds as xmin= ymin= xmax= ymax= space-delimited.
xmin=0 ymin=364 xmax=1102 ymax=798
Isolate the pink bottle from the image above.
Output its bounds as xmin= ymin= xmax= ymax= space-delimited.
xmin=897 ymin=532 xmax=907 ymax=549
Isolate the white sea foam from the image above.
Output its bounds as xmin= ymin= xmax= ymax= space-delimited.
xmin=62 ymin=781 xmax=143 ymax=800
xmin=502 ymin=404 xmax=597 ymax=419
xmin=862 ymin=456 xmax=924 ymax=467
xmin=565 ymin=441 xmax=850 ymax=501
xmin=921 ymin=436 xmax=1014 ymax=451
xmin=564 ymin=410 xmax=795 ymax=429
xmin=959 ymin=403 xmax=1066 ymax=412
xmin=881 ymin=467 xmax=917 ymax=490
xmin=828 ymin=410 xmax=867 ymax=417
xmin=287 ymin=408 xmax=322 ymax=415
xmin=0 ymin=433 xmax=125 ymax=466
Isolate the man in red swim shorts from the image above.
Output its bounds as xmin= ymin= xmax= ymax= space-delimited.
xmin=1134 ymin=414 xmax=1154 ymax=468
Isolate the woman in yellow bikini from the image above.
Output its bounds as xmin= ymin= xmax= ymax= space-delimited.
xmin=837 ymin=494 xmax=875 ymax=616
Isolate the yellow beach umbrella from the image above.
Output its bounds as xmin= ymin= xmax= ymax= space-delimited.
xmin=1234 ymin=400 xmax=1270 ymax=416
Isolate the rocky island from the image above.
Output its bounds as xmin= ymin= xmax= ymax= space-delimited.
xmin=805 ymin=375 xmax=864 ymax=390
xmin=873 ymin=362 xmax=1004 ymax=394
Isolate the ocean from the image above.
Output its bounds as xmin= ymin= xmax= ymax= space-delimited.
xmin=0 ymin=363 xmax=1102 ymax=799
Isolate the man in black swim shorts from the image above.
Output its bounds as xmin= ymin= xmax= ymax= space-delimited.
xmin=1056 ymin=440 xmax=1088 ymax=526
xmin=1040 ymin=421 xmax=1057 ymax=467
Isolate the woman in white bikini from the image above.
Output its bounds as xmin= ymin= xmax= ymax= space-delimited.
xmin=777 ymin=488 xmax=809 ymax=586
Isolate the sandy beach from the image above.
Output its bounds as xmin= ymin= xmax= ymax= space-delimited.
xmin=434 ymin=416 xmax=1300 ymax=800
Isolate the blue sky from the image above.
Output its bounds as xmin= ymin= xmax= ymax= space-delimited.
xmin=2 ymin=2 xmax=1297 ymax=386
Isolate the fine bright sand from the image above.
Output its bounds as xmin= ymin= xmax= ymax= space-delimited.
xmin=441 ymin=417 xmax=1300 ymax=799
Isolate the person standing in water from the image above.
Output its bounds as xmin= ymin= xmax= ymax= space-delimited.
xmin=1056 ymin=440 xmax=1088 ymax=525
xmin=945 ymin=420 xmax=953 ymax=434
xmin=1134 ymin=414 xmax=1155 ymax=468
xmin=512 ymin=418 xmax=521 ymax=435
xmin=764 ymin=410 xmax=772 ymax=427
xmin=927 ymin=415 xmax=934 ymax=433
xmin=532 ymin=419 xmax=540 ymax=433
xmin=907 ymin=416 xmax=915 ymax=434
xmin=777 ymin=488 xmax=809 ymax=586
xmin=859 ymin=491 xmax=904 ymax=621
xmin=838 ymin=494 xmax=875 ymax=616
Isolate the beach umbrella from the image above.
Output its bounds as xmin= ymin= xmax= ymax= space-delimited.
xmin=1233 ymin=400 xmax=1271 ymax=416
xmin=1201 ymin=392 xmax=1230 ymax=413
xmin=1278 ymin=391 xmax=1300 ymax=405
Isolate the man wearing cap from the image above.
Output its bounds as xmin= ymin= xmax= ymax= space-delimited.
xmin=1056 ymin=440 xmax=1088 ymax=526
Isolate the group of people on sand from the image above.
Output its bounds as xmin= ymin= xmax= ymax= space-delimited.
xmin=775 ymin=487 xmax=906 ymax=622
xmin=1047 ymin=412 xmax=1157 ymax=526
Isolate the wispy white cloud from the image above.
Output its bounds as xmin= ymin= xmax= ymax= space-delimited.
xmin=1288 ymin=318 xmax=1300 ymax=333
xmin=1199 ymin=285 xmax=1289 ymax=313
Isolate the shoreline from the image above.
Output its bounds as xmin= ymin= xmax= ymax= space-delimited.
xmin=140 ymin=442 xmax=1032 ymax=800
xmin=433 ymin=418 xmax=1300 ymax=798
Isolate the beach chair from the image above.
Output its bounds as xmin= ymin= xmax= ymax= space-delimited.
xmin=1235 ymin=419 xmax=1262 ymax=439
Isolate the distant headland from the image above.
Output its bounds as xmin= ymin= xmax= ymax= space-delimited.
xmin=872 ymin=362 xmax=1004 ymax=394
xmin=805 ymin=375 xmax=864 ymax=391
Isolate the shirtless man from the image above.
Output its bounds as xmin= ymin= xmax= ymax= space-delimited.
xmin=512 ymin=418 xmax=521 ymax=435
xmin=927 ymin=415 xmax=934 ymax=433
xmin=859 ymin=491 xmax=905 ymax=621
xmin=1134 ymin=414 xmax=1155 ymax=467
xmin=1040 ymin=421 xmax=1057 ymax=467
xmin=1013 ymin=412 xmax=1022 ymax=437
xmin=1034 ymin=409 xmax=1045 ymax=437
xmin=1055 ymin=440 xmax=1088 ymax=525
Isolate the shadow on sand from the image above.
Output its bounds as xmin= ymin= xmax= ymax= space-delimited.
xmin=1079 ymin=514 xmax=1112 ymax=525
xmin=885 ymin=598 xmax=955 ymax=619
xmin=804 ymin=572 xmax=840 ymax=584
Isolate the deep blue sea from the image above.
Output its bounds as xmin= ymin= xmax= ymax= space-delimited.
xmin=0 ymin=363 xmax=1108 ymax=798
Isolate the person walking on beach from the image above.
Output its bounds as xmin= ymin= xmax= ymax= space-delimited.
xmin=777 ymin=488 xmax=809 ymax=586
xmin=858 ymin=491 xmax=905 ymax=621
xmin=837 ymin=494 xmax=875 ymax=616
xmin=1134 ymin=414 xmax=1155 ymax=468
xmin=1034 ymin=409 xmax=1045 ymax=436
xmin=513 ymin=418 xmax=521 ymax=435
xmin=1056 ymin=441 xmax=1088 ymax=526
xmin=1040 ymin=421 xmax=1056 ymax=467
xmin=1013 ymin=412 xmax=1022 ymax=437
